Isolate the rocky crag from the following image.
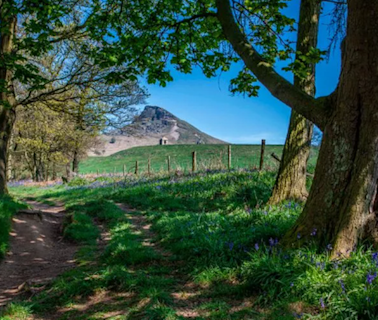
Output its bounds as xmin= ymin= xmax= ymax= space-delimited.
xmin=89 ymin=106 xmax=226 ymax=156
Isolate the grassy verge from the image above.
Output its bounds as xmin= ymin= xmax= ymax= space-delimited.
xmin=5 ymin=169 xmax=378 ymax=319
xmin=0 ymin=196 xmax=26 ymax=260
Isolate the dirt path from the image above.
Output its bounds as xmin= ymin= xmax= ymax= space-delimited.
xmin=0 ymin=201 xmax=78 ymax=307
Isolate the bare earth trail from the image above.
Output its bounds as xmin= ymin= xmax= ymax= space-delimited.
xmin=0 ymin=201 xmax=78 ymax=307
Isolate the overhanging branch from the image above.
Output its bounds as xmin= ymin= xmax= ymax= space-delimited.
xmin=215 ymin=0 xmax=332 ymax=130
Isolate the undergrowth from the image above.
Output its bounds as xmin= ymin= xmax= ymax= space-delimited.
xmin=3 ymin=169 xmax=378 ymax=319
xmin=0 ymin=196 xmax=26 ymax=260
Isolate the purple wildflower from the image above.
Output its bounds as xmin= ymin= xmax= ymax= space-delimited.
xmin=316 ymin=262 xmax=325 ymax=270
xmin=320 ymin=297 xmax=325 ymax=309
xmin=339 ymin=280 xmax=346 ymax=293
xmin=367 ymin=272 xmax=377 ymax=285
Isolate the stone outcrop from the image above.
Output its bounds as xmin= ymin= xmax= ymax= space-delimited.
xmin=89 ymin=106 xmax=226 ymax=156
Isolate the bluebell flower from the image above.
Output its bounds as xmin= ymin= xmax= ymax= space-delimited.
xmin=339 ymin=280 xmax=346 ymax=293
xmin=367 ymin=272 xmax=377 ymax=285
xmin=320 ymin=297 xmax=325 ymax=309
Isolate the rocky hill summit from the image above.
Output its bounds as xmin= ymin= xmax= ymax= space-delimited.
xmin=89 ymin=106 xmax=226 ymax=156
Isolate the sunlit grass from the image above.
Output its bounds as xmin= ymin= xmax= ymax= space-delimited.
xmin=4 ymin=168 xmax=378 ymax=319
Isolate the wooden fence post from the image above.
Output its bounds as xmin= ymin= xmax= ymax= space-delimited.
xmin=228 ymin=145 xmax=232 ymax=170
xmin=192 ymin=151 xmax=197 ymax=173
xmin=135 ymin=161 xmax=139 ymax=175
xmin=167 ymin=156 xmax=171 ymax=173
xmin=260 ymin=139 xmax=266 ymax=171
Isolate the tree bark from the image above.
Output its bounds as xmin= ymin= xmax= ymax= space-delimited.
xmin=0 ymin=108 xmax=16 ymax=193
xmin=72 ymin=149 xmax=80 ymax=173
xmin=282 ymin=0 xmax=378 ymax=257
xmin=0 ymin=8 xmax=17 ymax=194
xmin=269 ymin=0 xmax=320 ymax=204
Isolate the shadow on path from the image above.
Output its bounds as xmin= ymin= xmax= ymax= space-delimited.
xmin=0 ymin=200 xmax=78 ymax=307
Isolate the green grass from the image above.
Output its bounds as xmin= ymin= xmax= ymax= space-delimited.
xmin=0 ymin=196 xmax=26 ymax=260
xmin=80 ymin=144 xmax=319 ymax=175
xmin=5 ymin=168 xmax=378 ymax=319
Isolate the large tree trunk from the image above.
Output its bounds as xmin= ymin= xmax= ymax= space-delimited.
xmin=269 ymin=0 xmax=320 ymax=204
xmin=283 ymin=0 xmax=378 ymax=257
xmin=0 ymin=9 xmax=16 ymax=195
xmin=0 ymin=108 xmax=16 ymax=193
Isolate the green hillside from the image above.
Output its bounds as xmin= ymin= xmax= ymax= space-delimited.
xmin=80 ymin=144 xmax=319 ymax=174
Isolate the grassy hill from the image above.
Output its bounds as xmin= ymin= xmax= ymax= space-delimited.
xmin=80 ymin=144 xmax=319 ymax=174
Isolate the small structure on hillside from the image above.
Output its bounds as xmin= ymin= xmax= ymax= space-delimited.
xmin=160 ymin=137 xmax=168 ymax=145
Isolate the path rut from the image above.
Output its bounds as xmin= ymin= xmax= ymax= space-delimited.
xmin=0 ymin=201 xmax=77 ymax=307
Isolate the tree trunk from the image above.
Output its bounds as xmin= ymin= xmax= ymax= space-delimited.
xmin=269 ymin=0 xmax=320 ymax=204
xmin=0 ymin=9 xmax=16 ymax=195
xmin=283 ymin=0 xmax=378 ymax=257
xmin=72 ymin=149 xmax=80 ymax=173
xmin=7 ymin=132 xmax=14 ymax=182
xmin=0 ymin=108 xmax=16 ymax=193
xmin=65 ymin=162 xmax=73 ymax=182
xmin=52 ymin=162 xmax=57 ymax=181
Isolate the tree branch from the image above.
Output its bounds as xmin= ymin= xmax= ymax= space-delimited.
xmin=172 ymin=12 xmax=217 ymax=26
xmin=215 ymin=0 xmax=331 ymax=130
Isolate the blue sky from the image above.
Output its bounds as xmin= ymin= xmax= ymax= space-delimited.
xmin=142 ymin=1 xmax=342 ymax=145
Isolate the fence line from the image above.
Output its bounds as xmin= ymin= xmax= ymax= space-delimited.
xmin=86 ymin=141 xmax=277 ymax=177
